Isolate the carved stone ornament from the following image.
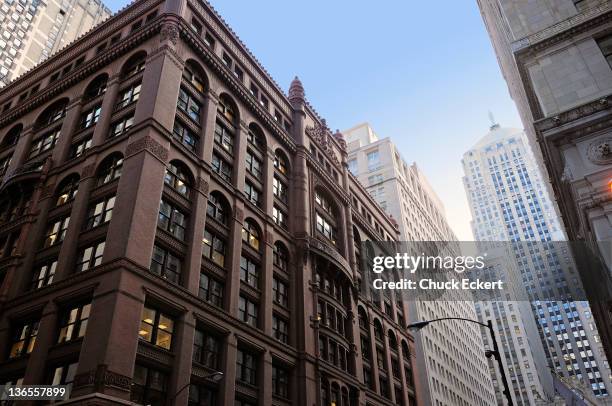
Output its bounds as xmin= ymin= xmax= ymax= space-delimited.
xmin=160 ymin=23 xmax=179 ymax=45
xmin=126 ymin=136 xmax=169 ymax=162
xmin=587 ymin=137 xmax=612 ymax=165
xmin=197 ymin=177 xmax=209 ymax=195
xmin=306 ymin=120 xmax=342 ymax=165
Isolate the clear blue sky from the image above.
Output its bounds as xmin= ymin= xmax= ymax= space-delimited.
xmin=106 ymin=0 xmax=523 ymax=240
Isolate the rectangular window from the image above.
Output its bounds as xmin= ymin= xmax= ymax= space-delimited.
xmin=150 ymin=245 xmax=181 ymax=283
xmin=75 ymin=241 xmax=105 ymax=272
xmin=236 ymin=349 xmax=257 ymax=386
xmin=367 ymin=150 xmax=380 ymax=171
xmin=245 ymin=151 xmax=262 ymax=178
xmin=222 ymin=52 xmax=232 ymax=68
xmin=69 ymin=136 xmax=92 ymax=159
xmin=198 ymin=272 xmax=224 ymax=307
xmin=31 ymin=259 xmax=56 ymax=289
xmin=315 ymin=213 xmax=335 ymax=244
xmin=85 ymin=195 xmax=115 ymax=229
xmin=273 ymin=315 xmax=289 ymax=344
xmin=157 ymin=200 xmax=187 ymax=240
xmin=190 ymin=18 xmax=202 ymax=34
xmin=9 ymin=320 xmax=39 ymax=358
xmin=109 ymin=114 xmax=134 ymax=138
xmin=79 ymin=105 xmax=102 ymax=129
xmin=243 ymin=181 xmax=261 ymax=207
xmin=50 ymin=362 xmax=78 ymax=392
xmin=238 ymin=296 xmax=258 ymax=327
xmin=240 ymin=256 xmax=259 ymax=288
xmin=214 ymin=121 xmax=234 ymax=154
xmin=57 ymin=302 xmax=91 ymax=343
xmin=177 ymin=87 xmax=201 ymax=122
xmin=116 ymin=83 xmax=141 ymax=109
xmin=131 ymin=364 xmax=168 ymax=405
xmin=42 ymin=216 xmax=70 ymax=247
xmin=272 ymin=277 xmax=288 ymax=307
xmin=202 ymin=229 xmax=226 ymax=267
xmin=272 ymin=176 xmax=288 ymax=203
xmin=212 ymin=153 xmax=232 ymax=182
xmin=29 ymin=129 xmax=60 ymax=158
xmin=138 ymin=306 xmax=174 ymax=350
xmin=172 ymin=120 xmax=198 ymax=152
xmin=273 ymin=206 xmax=287 ymax=229
xmin=272 ymin=364 xmax=289 ymax=398
xmin=193 ymin=329 xmax=220 ymax=368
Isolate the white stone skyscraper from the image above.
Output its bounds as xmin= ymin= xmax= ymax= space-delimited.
xmin=0 ymin=0 xmax=111 ymax=87
xmin=462 ymin=124 xmax=612 ymax=402
xmin=345 ymin=122 xmax=497 ymax=406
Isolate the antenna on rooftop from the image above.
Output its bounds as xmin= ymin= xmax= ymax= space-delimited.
xmin=488 ymin=111 xmax=500 ymax=130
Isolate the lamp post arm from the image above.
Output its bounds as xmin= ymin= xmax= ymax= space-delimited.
xmin=417 ymin=316 xmax=491 ymax=330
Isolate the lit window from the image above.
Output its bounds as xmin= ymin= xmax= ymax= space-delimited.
xmin=42 ymin=216 xmax=70 ymax=247
xmin=9 ymin=320 xmax=39 ymax=358
xmin=57 ymin=302 xmax=91 ymax=343
xmin=138 ymin=306 xmax=174 ymax=350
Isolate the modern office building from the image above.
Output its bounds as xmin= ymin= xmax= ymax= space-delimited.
xmin=0 ymin=1 xmax=419 ymax=405
xmin=462 ymin=124 xmax=612 ymax=401
xmin=0 ymin=0 xmax=111 ymax=87
xmin=345 ymin=123 xmax=497 ymax=406
xmin=476 ymin=0 xmax=612 ymax=363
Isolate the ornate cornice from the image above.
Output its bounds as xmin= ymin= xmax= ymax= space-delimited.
xmin=512 ymin=1 xmax=612 ymax=54
xmin=535 ymin=96 xmax=610 ymax=132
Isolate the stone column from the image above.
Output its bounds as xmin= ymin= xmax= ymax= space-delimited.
xmin=167 ymin=312 xmax=196 ymax=406
xmin=53 ymin=165 xmax=96 ymax=280
xmin=22 ymin=301 xmax=58 ymax=385
xmin=225 ymin=206 xmax=244 ymax=316
xmin=4 ymin=125 xmax=33 ymax=176
xmin=259 ymin=351 xmax=273 ymax=405
xmin=233 ymin=122 xmax=248 ymax=192
xmin=261 ymin=231 xmax=274 ymax=335
xmin=184 ymin=176 xmax=209 ymax=294
xmin=221 ymin=333 xmax=238 ymax=406
xmin=71 ymin=272 xmax=144 ymax=401
xmin=383 ymin=329 xmax=396 ymax=404
xmin=91 ymin=74 xmax=121 ymax=146
xmin=200 ymin=92 xmax=218 ymax=163
xmin=368 ymin=319 xmax=380 ymax=394
xmin=51 ymin=97 xmax=83 ymax=165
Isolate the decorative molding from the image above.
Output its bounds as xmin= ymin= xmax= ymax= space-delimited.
xmin=125 ymin=135 xmax=169 ymax=162
xmin=587 ymin=137 xmax=612 ymax=165
xmin=535 ymin=97 xmax=610 ymax=132
xmin=196 ymin=177 xmax=209 ymax=195
xmin=306 ymin=120 xmax=342 ymax=166
xmin=160 ymin=22 xmax=179 ymax=45
xmin=234 ymin=207 xmax=244 ymax=222
xmin=81 ymin=163 xmax=97 ymax=179
xmin=511 ymin=2 xmax=612 ymax=53
xmin=73 ymin=365 xmax=132 ymax=391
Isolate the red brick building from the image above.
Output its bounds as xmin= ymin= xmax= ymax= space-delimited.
xmin=0 ymin=0 xmax=418 ymax=404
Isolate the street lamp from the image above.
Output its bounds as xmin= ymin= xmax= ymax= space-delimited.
xmin=407 ymin=317 xmax=514 ymax=406
xmin=169 ymin=371 xmax=224 ymax=405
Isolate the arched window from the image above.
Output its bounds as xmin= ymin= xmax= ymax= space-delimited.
xmin=121 ymin=51 xmax=147 ymax=79
xmin=183 ymin=60 xmax=207 ymax=93
xmin=402 ymin=340 xmax=410 ymax=361
xmin=84 ymin=74 xmax=108 ymax=100
xmin=373 ymin=319 xmax=383 ymax=341
xmin=274 ymin=149 xmax=289 ymax=175
xmin=97 ymin=154 xmax=123 ymax=186
xmin=358 ymin=307 xmax=368 ymax=330
xmin=388 ymin=331 xmax=398 ymax=352
xmin=241 ymin=219 xmax=260 ymax=251
xmin=35 ymin=98 xmax=68 ymax=129
xmin=206 ymin=191 xmax=229 ymax=226
xmin=164 ymin=161 xmax=192 ymax=197
xmin=273 ymin=241 xmax=289 ymax=271
xmin=55 ymin=174 xmax=80 ymax=206
xmin=247 ymin=123 xmax=265 ymax=151
xmin=217 ymin=94 xmax=237 ymax=124
xmin=2 ymin=124 xmax=22 ymax=148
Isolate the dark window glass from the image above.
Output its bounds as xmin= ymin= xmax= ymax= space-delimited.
xmin=193 ymin=329 xmax=220 ymax=368
xmin=57 ymin=302 xmax=91 ymax=343
xmin=85 ymin=195 xmax=115 ymax=229
xmin=150 ymin=245 xmax=181 ymax=283
xmin=131 ymin=364 xmax=168 ymax=406
xmin=198 ymin=273 xmax=224 ymax=307
xmin=75 ymin=241 xmax=105 ymax=272
xmin=31 ymin=259 xmax=57 ymax=289
xmin=236 ymin=349 xmax=257 ymax=386
xmin=238 ymin=296 xmax=258 ymax=327
xmin=202 ymin=229 xmax=225 ymax=267
xmin=240 ymin=256 xmax=259 ymax=288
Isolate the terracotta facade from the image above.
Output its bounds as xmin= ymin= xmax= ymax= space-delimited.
xmin=0 ymin=0 xmax=418 ymax=405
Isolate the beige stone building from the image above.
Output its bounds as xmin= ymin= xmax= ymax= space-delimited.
xmin=477 ymin=0 xmax=612 ymax=364
xmin=0 ymin=0 xmax=111 ymax=87
xmin=345 ymin=122 xmax=497 ymax=406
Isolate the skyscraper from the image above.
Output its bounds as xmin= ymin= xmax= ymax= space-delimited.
xmin=0 ymin=0 xmax=111 ymax=87
xmin=345 ymin=122 xmax=497 ymax=406
xmin=462 ymin=124 xmax=612 ymax=401
xmin=476 ymin=0 xmax=612 ymax=363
